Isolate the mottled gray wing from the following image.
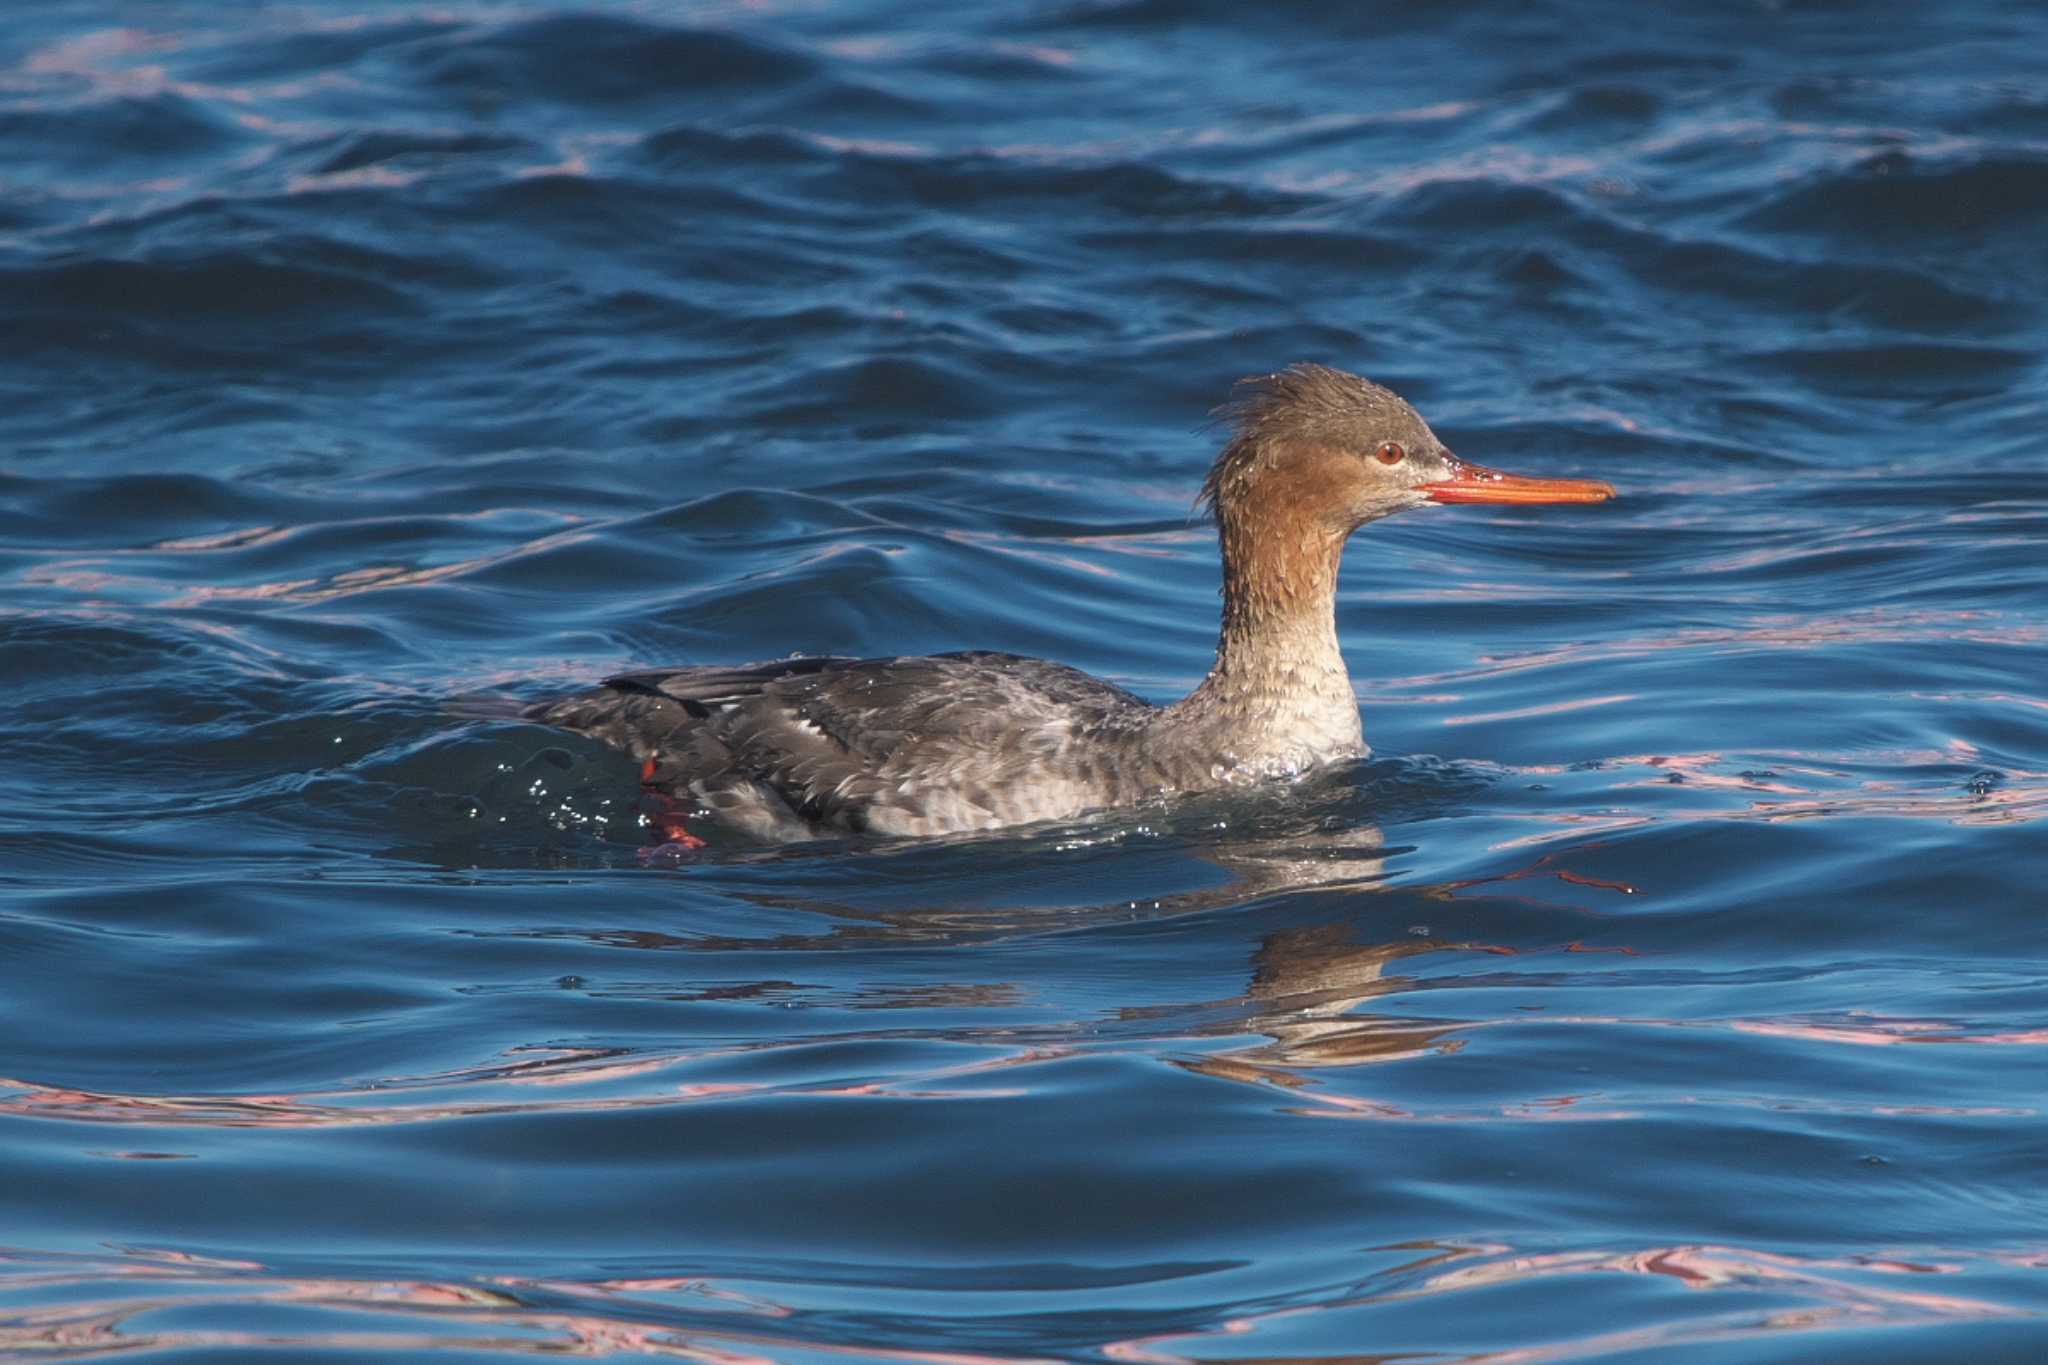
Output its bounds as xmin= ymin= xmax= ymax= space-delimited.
xmin=532 ymin=652 xmax=1154 ymax=833
xmin=526 ymin=655 xmax=855 ymax=763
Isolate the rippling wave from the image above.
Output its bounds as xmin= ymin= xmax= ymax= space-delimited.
xmin=4 ymin=1 xmax=2046 ymax=1360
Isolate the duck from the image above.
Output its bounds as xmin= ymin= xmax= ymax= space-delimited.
xmin=529 ymin=364 xmax=1614 ymax=842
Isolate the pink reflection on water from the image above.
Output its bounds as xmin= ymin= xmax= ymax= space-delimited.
xmin=1917 ymin=690 xmax=2048 ymax=714
xmin=20 ymin=506 xmax=597 ymax=610
xmin=1181 ymin=986 xmax=2048 ymax=1124
xmin=0 ymin=1034 xmax=1056 ymax=1131
xmin=22 ymin=24 xmax=360 ymax=118
xmin=286 ymin=164 xmax=424 ymax=194
xmin=1102 ymin=1238 xmax=2033 ymax=1365
xmin=1733 ymin=1016 xmax=2048 ymax=1048
xmin=149 ymin=526 xmax=292 ymax=553
xmin=1617 ymin=752 xmax=1815 ymax=795
xmin=0 ymin=1244 xmax=1064 ymax=1363
xmin=1485 ymin=745 xmax=2048 ymax=841
xmin=1442 ymin=693 xmax=1638 ymax=727
xmin=1369 ymin=606 xmax=2044 ymax=693
xmin=1442 ymin=848 xmax=1640 ymax=897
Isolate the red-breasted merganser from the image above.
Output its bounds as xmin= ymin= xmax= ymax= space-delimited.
xmin=531 ymin=365 xmax=1615 ymax=841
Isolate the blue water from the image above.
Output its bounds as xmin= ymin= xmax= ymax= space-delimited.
xmin=4 ymin=2 xmax=2047 ymax=1359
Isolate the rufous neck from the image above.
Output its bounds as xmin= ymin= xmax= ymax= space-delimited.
xmin=1159 ymin=498 xmax=1364 ymax=771
xmin=1201 ymin=501 xmax=1356 ymax=710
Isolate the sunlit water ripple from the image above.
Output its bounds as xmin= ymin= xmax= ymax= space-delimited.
xmin=3 ymin=2 xmax=2046 ymax=1361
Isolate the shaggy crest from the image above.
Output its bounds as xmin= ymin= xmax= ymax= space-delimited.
xmin=1196 ymin=363 xmax=1409 ymax=517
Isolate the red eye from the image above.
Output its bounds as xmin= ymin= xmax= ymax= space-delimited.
xmin=1376 ymin=441 xmax=1406 ymax=465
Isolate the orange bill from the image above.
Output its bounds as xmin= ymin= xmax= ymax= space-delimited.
xmin=1422 ymin=456 xmax=1616 ymax=505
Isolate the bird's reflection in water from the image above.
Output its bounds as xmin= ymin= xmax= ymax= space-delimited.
xmin=1124 ymin=821 xmax=1633 ymax=1091
xmin=0 ymin=808 xmax=1631 ymax=1134
xmin=1164 ymin=921 xmax=1473 ymax=1091
xmin=1104 ymin=821 xmax=1486 ymax=1091
xmin=582 ymin=810 xmax=1625 ymax=1095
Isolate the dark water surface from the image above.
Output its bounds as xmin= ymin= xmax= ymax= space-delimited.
xmin=5 ymin=2 xmax=2047 ymax=1360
